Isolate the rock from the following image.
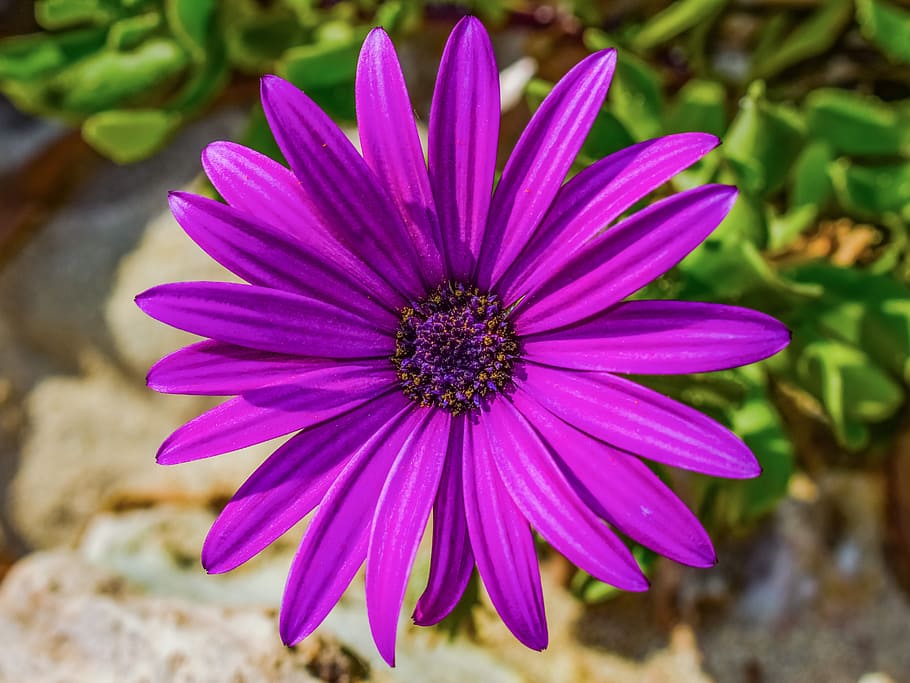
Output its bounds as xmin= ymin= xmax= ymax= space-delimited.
xmin=104 ymin=203 xmax=238 ymax=381
xmin=9 ymin=355 xmax=269 ymax=548
xmin=0 ymin=550 xmax=365 ymax=683
xmin=80 ymin=506 xmax=294 ymax=608
xmin=77 ymin=507 xmax=711 ymax=683
xmin=0 ymin=108 xmax=244 ymax=376
xmin=78 ymin=507 xmax=521 ymax=683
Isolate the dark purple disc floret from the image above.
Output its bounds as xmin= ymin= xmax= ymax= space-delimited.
xmin=392 ymin=282 xmax=519 ymax=414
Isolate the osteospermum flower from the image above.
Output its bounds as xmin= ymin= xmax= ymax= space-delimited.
xmin=136 ymin=17 xmax=790 ymax=665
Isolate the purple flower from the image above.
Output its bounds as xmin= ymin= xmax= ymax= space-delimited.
xmin=136 ymin=17 xmax=789 ymax=665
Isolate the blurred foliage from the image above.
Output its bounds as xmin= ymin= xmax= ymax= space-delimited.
xmin=534 ymin=0 xmax=910 ymax=600
xmin=4 ymin=0 xmax=910 ymax=605
xmin=0 ymin=0 xmax=432 ymax=162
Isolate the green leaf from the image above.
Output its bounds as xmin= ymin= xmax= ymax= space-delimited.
xmin=35 ymin=0 xmax=109 ymax=29
xmin=278 ymin=25 xmax=366 ymax=91
xmin=830 ymin=160 xmax=910 ymax=218
xmin=583 ymin=29 xmax=663 ymax=140
xmin=167 ymin=41 xmax=229 ymax=114
xmin=666 ymin=78 xmax=727 ymax=138
xmin=165 ymin=0 xmax=216 ymax=62
xmin=797 ymin=337 xmax=903 ymax=428
xmin=50 ymin=38 xmax=189 ymax=113
xmin=806 ymin=88 xmax=909 ymax=157
xmin=724 ymin=81 xmax=805 ymax=196
xmin=791 ymin=140 xmax=834 ymax=209
xmin=579 ymin=110 xmax=636 ymax=164
xmin=610 ymin=53 xmax=664 ymax=141
xmin=0 ymin=27 xmax=106 ymax=81
xmin=632 ymin=0 xmax=728 ymax=51
xmin=107 ymin=13 xmax=163 ymax=51
xmin=680 ymin=238 xmax=772 ymax=301
xmin=785 ymin=262 xmax=910 ymax=381
xmin=82 ymin=109 xmax=181 ymax=163
xmin=749 ymin=0 xmax=852 ymax=79
xmin=702 ymin=370 xmax=794 ymax=528
xmin=374 ymin=0 xmax=421 ymax=32
xmin=225 ymin=13 xmax=305 ymax=73
xmin=717 ymin=189 xmax=769 ymax=248
xmin=856 ymin=0 xmax=910 ymax=64
xmin=863 ymin=298 xmax=910 ymax=382
xmin=768 ymin=204 xmax=818 ymax=250
xmin=679 ymin=224 xmax=820 ymax=304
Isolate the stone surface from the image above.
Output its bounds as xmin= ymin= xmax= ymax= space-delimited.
xmin=0 ymin=550 xmax=359 ymax=683
xmin=0 ymin=109 xmax=244 ymax=377
xmin=67 ymin=507 xmax=712 ymax=683
xmin=9 ymin=355 xmax=270 ymax=548
xmin=105 ymin=203 xmax=240 ymax=380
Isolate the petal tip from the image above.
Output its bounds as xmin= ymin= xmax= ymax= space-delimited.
xmin=134 ymin=287 xmax=155 ymax=313
xmin=200 ymin=140 xmax=231 ymax=167
xmin=365 ymin=25 xmax=390 ymax=42
xmin=260 ymin=74 xmax=294 ymax=102
xmin=200 ymin=546 xmax=231 ymax=575
xmin=411 ymin=600 xmax=445 ymax=627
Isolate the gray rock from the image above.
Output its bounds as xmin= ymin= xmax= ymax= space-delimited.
xmin=105 ymin=205 xmax=238 ymax=381
xmin=0 ymin=107 xmax=244 ymax=379
xmin=77 ymin=507 xmax=711 ymax=683
xmin=0 ymin=550 xmax=353 ymax=683
xmin=10 ymin=356 xmax=269 ymax=548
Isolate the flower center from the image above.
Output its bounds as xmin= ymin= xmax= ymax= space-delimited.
xmin=392 ymin=281 xmax=519 ymax=414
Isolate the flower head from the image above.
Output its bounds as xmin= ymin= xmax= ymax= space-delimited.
xmin=136 ymin=17 xmax=789 ymax=665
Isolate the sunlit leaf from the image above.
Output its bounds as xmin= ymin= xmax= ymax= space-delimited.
xmin=749 ymin=0 xmax=852 ymax=79
xmin=806 ymin=88 xmax=909 ymax=157
xmin=50 ymin=38 xmax=189 ymax=112
xmin=830 ymin=160 xmax=910 ymax=218
xmin=856 ymin=0 xmax=910 ymax=64
xmin=724 ymin=81 xmax=805 ymax=196
xmin=166 ymin=0 xmax=216 ymax=62
xmin=632 ymin=0 xmax=728 ymax=50
xmin=82 ymin=108 xmax=181 ymax=163
xmin=666 ymin=78 xmax=727 ymax=137
xmin=107 ymin=13 xmax=163 ymax=51
xmin=0 ymin=27 xmax=106 ymax=81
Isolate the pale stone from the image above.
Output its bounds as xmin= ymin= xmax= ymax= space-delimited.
xmin=10 ymin=355 xmax=270 ymax=548
xmin=0 ymin=550 xmax=357 ymax=683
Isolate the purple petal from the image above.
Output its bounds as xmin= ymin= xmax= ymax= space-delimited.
xmin=428 ymin=16 xmax=499 ymax=281
xmin=168 ymin=192 xmax=398 ymax=321
xmin=510 ymin=388 xmax=716 ymax=567
xmin=477 ymin=49 xmax=616 ymax=287
xmin=513 ymin=185 xmax=738 ymax=334
xmin=148 ymin=340 xmax=328 ymax=395
xmin=260 ymin=75 xmax=426 ymax=298
xmin=202 ymin=393 xmax=409 ymax=573
xmin=280 ymin=405 xmax=423 ymax=647
xmin=367 ymin=410 xmax=450 ymax=666
xmin=499 ymin=133 xmax=719 ymax=300
xmin=413 ymin=416 xmax=475 ymax=626
xmin=463 ymin=416 xmax=547 ymax=651
xmin=201 ymin=141 xmax=316 ymax=239
xmin=356 ymin=28 xmax=446 ymax=286
xmin=485 ymin=399 xmax=648 ymax=590
xmin=523 ymin=300 xmax=791 ymax=374
xmin=156 ymin=361 xmax=396 ymax=464
xmin=201 ymin=142 xmax=406 ymax=309
xmin=135 ymin=281 xmax=394 ymax=359
xmin=521 ymin=363 xmax=759 ymax=478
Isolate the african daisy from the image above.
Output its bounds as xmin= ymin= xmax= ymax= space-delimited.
xmin=136 ymin=16 xmax=790 ymax=666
